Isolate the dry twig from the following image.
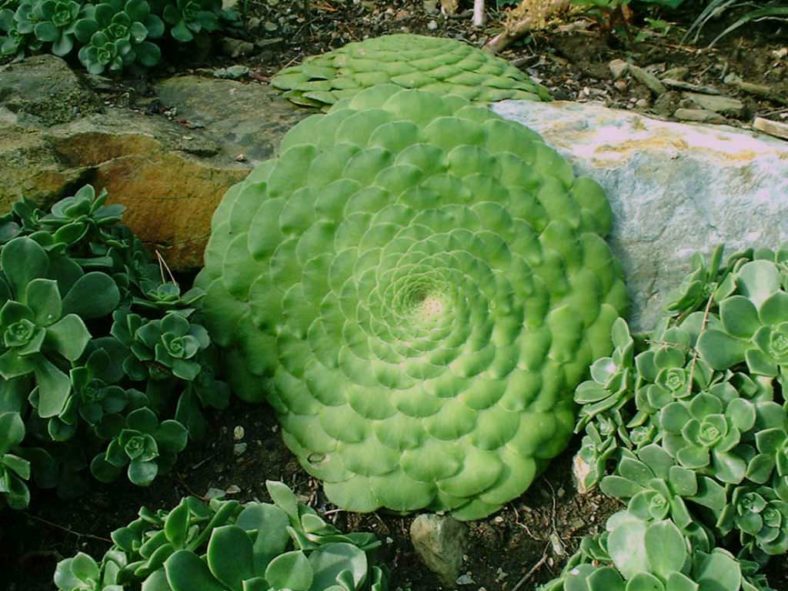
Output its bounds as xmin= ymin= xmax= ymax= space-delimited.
xmin=484 ymin=0 xmax=572 ymax=54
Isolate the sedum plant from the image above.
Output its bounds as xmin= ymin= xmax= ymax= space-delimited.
xmin=271 ymin=34 xmax=551 ymax=109
xmin=0 ymin=0 xmax=234 ymax=72
xmin=540 ymin=508 xmax=775 ymax=591
xmin=196 ymin=84 xmax=627 ymax=519
xmin=0 ymin=185 xmax=227 ymax=508
xmin=557 ymin=245 xmax=787 ymax=591
xmin=54 ymin=480 xmax=388 ymax=591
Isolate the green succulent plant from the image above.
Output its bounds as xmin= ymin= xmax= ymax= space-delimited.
xmin=197 ymin=84 xmax=627 ymax=519
xmin=0 ymin=184 xmax=226 ymax=506
xmin=600 ymin=444 xmax=726 ymax=527
xmin=54 ymin=481 xmax=388 ymax=591
xmin=29 ymin=0 xmax=82 ymax=55
xmin=111 ymin=309 xmax=211 ymax=382
xmin=697 ymin=259 xmax=788 ymax=381
xmin=0 ymin=411 xmax=31 ymax=509
xmin=90 ymin=406 xmax=187 ymax=486
xmin=271 ymin=34 xmax=551 ymax=109
xmin=74 ymin=0 xmax=163 ymax=70
xmin=718 ymin=485 xmax=788 ymax=556
xmin=540 ymin=509 xmax=773 ymax=591
xmin=161 ymin=0 xmax=219 ymax=42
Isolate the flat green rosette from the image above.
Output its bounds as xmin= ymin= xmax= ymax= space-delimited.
xmin=271 ymin=33 xmax=551 ymax=109
xmin=197 ymin=85 xmax=627 ymax=519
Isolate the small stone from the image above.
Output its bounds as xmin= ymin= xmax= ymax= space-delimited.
xmin=628 ymin=64 xmax=667 ymax=96
xmin=205 ymin=487 xmax=226 ymax=499
xmin=493 ymin=515 xmax=504 ymax=524
xmin=653 ymin=90 xmax=681 ymax=117
xmin=233 ymin=442 xmax=248 ymax=456
xmin=221 ymin=37 xmax=255 ymax=58
xmin=683 ymin=92 xmax=745 ymax=118
xmin=213 ymin=65 xmax=250 ymax=80
xmin=753 ymin=117 xmax=788 ymax=140
xmin=608 ymin=58 xmax=629 ymax=80
xmin=235 ymin=153 xmax=247 ymax=162
xmin=661 ymin=66 xmax=688 ymax=81
xmin=411 ymin=514 xmax=468 ymax=587
xmin=572 ymin=453 xmax=592 ymax=494
xmin=233 ymin=426 xmax=245 ymax=440
xmin=661 ymin=79 xmax=722 ymax=95
xmin=423 ymin=0 xmax=438 ymax=12
xmin=673 ymin=108 xmax=725 ymax=123
xmin=614 ymin=80 xmax=628 ymax=92
xmin=456 ymin=574 xmax=475 ymax=585
xmin=264 ymin=21 xmax=278 ymax=31
xmin=635 ymin=98 xmax=650 ymax=109
xmin=225 ymin=484 xmax=241 ymax=494
xmin=427 ymin=19 xmax=438 ymax=30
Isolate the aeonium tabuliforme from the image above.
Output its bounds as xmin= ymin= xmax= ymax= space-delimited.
xmin=196 ymin=85 xmax=628 ymax=519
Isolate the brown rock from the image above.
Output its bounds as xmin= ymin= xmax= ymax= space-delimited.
xmin=1 ymin=60 xmax=309 ymax=270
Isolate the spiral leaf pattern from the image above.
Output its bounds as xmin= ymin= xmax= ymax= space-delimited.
xmin=197 ymin=85 xmax=627 ymax=519
xmin=271 ymin=34 xmax=551 ymax=108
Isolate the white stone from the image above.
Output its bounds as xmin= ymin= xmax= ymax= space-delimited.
xmin=492 ymin=100 xmax=788 ymax=332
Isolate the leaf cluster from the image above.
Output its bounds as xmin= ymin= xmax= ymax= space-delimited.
xmin=0 ymin=185 xmax=228 ymax=510
xmin=549 ymin=244 xmax=788 ymax=589
xmin=0 ymin=0 xmax=236 ymax=73
xmin=54 ymin=480 xmax=389 ymax=591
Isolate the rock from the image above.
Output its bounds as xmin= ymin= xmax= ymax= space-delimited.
xmin=608 ymin=58 xmax=629 ymax=80
xmin=572 ymin=454 xmax=593 ymax=494
xmin=653 ymin=90 xmax=681 ymax=117
xmin=410 ymin=514 xmax=468 ymax=588
xmin=156 ymin=75 xmax=308 ymax=165
xmin=213 ymin=65 xmax=250 ymax=79
xmin=674 ymin=108 xmax=725 ymax=123
xmin=628 ymin=64 xmax=667 ymax=96
xmin=661 ymin=79 xmax=722 ymax=95
xmin=682 ymin=92 xmax=745 ymax=117
xmin=660 ymin=66 xmax=688 ymax=81
xmin=220 ymin=37 xmax=255 ymax=58
xmin=753 ymin=117 xmax=788 ymax=141
xmin=0 ymin=55 xmax=102 ymax=126
xmin=0 ymin=57 xmax=308 ymax=270
xmin=493 ymin=100 xmax=788 ymax=332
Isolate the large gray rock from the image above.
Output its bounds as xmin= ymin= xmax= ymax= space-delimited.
xmin=493 ymin=100 xmax=788 ymax=332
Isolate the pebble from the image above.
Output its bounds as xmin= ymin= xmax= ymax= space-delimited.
xmin=629 ymin=64 xmax=667 ymax=96
xmin=661 ymin=66 xmax=689 ymax=81
xmin=233 ymin=426 xmax=245 ymax=440
xmin=233 ymin=442 xmax=248 ymax=456
xmin=635 ymin=98 xmax=650 ymax=109
xmin=608 ymin=58 xmax=629 ymax=80
xmin=427 ymin=19 xmax=438 ymax=30
xmin=456 ymin=574 xmax=475 ymax=585
xmin=753 ymin=117 xmax=788 ymax=140
xmin=673 ymin=108 xmax=725 ymax=123
xmin=683 ymin=92 xmax=744 ymax=117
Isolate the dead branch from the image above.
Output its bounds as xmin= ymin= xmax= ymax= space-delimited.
xmin=484 ymin=0 xmax=572 ymax=54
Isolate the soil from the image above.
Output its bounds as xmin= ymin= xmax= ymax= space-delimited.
xmin=2 ymin=2 xmax=787 ymax=590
